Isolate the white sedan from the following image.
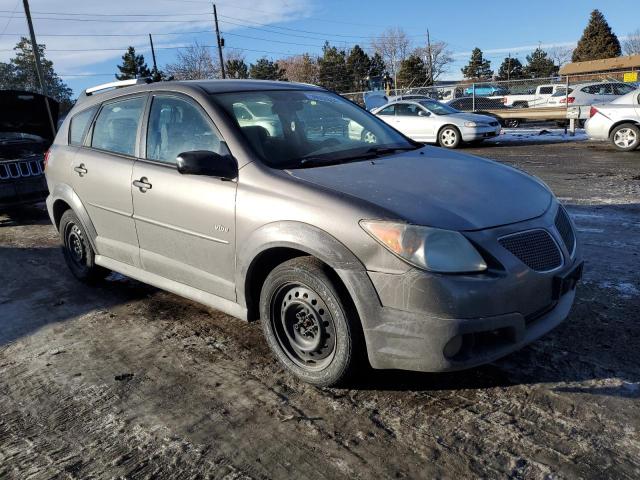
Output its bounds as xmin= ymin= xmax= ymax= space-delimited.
xmin=585 ymin=88 xmax=640 ymax=151
xmin=371 ymin=99 xmax=501 ymax=148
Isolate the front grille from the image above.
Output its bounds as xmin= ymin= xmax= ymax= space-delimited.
xmin=0 ymin=159 xmax=44 ymax=180
xmin=554 ymin=206 xmax=575 ymax=256
xmin=499 ymin=229 xmax=562 ymax=272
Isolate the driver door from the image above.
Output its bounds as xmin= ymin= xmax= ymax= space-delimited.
xmin=132 ymin=93 xmax=237 ymax=300
xmin=394 ymin=102 xmax=433 ymax=142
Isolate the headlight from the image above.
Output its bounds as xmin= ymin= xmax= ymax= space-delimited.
xmin=463 ymin=121 xmax=477 ymax=127
xmin=360 ymin=220 xmax=487 ymax=273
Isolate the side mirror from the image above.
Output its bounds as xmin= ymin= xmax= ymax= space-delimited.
xmin=176 ymin=150 xmax=238 ymax=180
xmin=418 ymin=110 xmax=430 ymax=117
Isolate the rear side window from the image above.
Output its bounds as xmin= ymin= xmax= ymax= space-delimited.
xmin=69 ymin=106 xmax=98 ymax=146
xmin=539 ymin=86 xmax=553 ymax=95
xmin=91 ymin=96 xmax=146 ymax=156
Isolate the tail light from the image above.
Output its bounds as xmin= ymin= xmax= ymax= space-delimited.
xmin=560 ymin=97 xmax=575 ymax=104
xmin=43 ymin=149 xmax=51 ymax=169
xmin=590 ymin=106 xmax=598 ymax=118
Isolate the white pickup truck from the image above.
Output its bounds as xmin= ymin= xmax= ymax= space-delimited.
xmin=500 ymin=84 xmax=566 ymax=108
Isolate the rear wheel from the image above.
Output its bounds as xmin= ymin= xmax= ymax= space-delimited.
xmin=59 ymin=209 xmax=109 ymax=283
xmin=438 ymin=125 xmax=461 ymax=149
xmin=610 ymin=123 xmax=640 ymax=151
xmin=259 ymin=257 xmax=361 ymax=386
xmin=504 ymin=119 xmax=520 ymax=128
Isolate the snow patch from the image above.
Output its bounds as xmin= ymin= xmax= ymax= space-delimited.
xmin=599 ymin=281 xmax=639 ymax=298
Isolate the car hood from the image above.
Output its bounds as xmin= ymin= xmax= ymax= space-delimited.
xmin=0 ymin=90 xmax=59 ymax=142
xmin=287 ymin=147 xmax=552 ymax=231
xmin=447 ymin=112 xmax=498 ymax=123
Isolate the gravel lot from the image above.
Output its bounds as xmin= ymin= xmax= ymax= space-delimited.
xmin=1 ymin=138 xmax=639 ymax=479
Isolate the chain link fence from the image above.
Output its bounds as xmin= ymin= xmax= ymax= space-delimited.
xmin=342 ymin=71 xmax=640 ymax=125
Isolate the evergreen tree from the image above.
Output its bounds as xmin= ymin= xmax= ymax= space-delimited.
xmin=0 ymin=37 xmax=72 ymax=109
xmin=461 ymin=48 xmax=492 ymax=80
xmin=116 ymin=46 xmax=151 ymax=80
xmin=496 ymin=56 xmax=524 ymax=80
xmin=369 ymin=52 xmax=386 ymax=78
xmin=226 ymin=58 xmax=249 ymax=79
xmin=318 ymin=42 xmax=351 ymax=92
xmin=524 ymin=48 xmax=558 ymax=78
xmin=572 ymin=9 xmax=622 ymax=62
xmin=249 ymin=58 xmax=285 ymax=80
xmin=396 ymin=54 xmax=427 ymax=88
xmin=346 ymin=45 xmax=371 ymax=90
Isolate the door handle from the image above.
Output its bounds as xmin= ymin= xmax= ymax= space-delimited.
xmin=74 ymin=163 xmax=87 ymax=177
xmin=133 ymin=177 xmax=152 ymax=193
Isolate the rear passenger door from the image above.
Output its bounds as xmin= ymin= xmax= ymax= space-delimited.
xmin=131 ymin=93 xmax=237 ymax=300
xmin=71 ymin=95 xmax=146 ymax=266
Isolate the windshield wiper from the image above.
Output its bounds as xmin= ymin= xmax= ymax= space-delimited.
xmin=364 ymin=145 xmax=418 ymax=156
xmin=294 ymin=145 xmax=419 ymax=168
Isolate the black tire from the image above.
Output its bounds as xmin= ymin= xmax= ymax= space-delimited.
xmin=610 ymin=123 xmax=640 ymax=152
xmin=361 ymin=129 xmax=377 ymax=144
xmin=513 ymin=102 xmax=528 ymax=109
xmin=59 ymin=209 xmax=109 ymax=283
xmin=259 ymin=257 xmax=362 ymax=387
xmin=504 ymin=119 xmax=520 ymax=128
xmin=438 ymin=125 xmax=461 ymax=149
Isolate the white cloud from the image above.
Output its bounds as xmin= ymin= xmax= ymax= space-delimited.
xmin=0 ymin=0 xmax=313 ymax=73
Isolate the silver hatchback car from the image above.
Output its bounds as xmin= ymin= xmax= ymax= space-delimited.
xmin=45 ymin=79 xmax=583 ymax=386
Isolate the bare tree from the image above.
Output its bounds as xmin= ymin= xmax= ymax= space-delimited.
xmin=623 ymin=30 xmax=640 ymax=55
xmin=547 ymin=46 xmax=574 ymax=68
xmin=278 ymin=53 xmax=319 ymax=84
xmin=371 ymin=27 xmax=410 ymax=84
xmin=414 ymin=41 xmax=453 ymax=84
xmin=165 ymin=42 xmax=219 ymax=80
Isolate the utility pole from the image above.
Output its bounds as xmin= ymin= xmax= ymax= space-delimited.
xmin=148 ymin=33 xmax=158 ymax=78
xmin=426 ymin=29 xmax=434 ymax=85
xmin=212 ymin=3 xmax=226 ymax=79
xmin=22 ymin=0 xmax=56 ymax=137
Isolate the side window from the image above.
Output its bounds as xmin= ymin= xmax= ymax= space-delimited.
xmin=146 ymin=95 xmax=223 ymax=164
xmin=539 ymin=86 xmax=553 ymax=95
xmin=377 ymin=105 xmax=395 ymax=116
xmin=91 ymin=96 xmax=145 ymax=156
xmin=69 ymin=106 xmax=98 ymax=146
xmin=396 ymin=103 xmax=421 ymax=116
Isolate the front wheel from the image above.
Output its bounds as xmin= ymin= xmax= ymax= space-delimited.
xmin=610 ymin=123 xmax=640 ymax=151
xmin=361 ymin=129 xmax=377 ymax=144
xmin=259 ymin=257 xmax=361 ymax=386
xmin=504 ymin=119 xmax=520 ymax=128
xmin=438 ymin=126 xmax=461 ymax=149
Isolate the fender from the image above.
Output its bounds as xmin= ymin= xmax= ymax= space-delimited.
xmin=46 ymin=184 xmax=99 ymax=253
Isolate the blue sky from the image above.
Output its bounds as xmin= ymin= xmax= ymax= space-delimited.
xmin=0 ymin=0 xmax=638 ymax=96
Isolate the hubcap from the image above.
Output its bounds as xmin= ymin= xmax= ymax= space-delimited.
xmin=271 ymin=284 xmax=336 ymax=370
xmin=614 ymin=128 xmax=637 ymax=148
xmin=441 ymin=129 xmax=457 ymax=147
xmin=66 ymin=223 xmax=86 ymax=267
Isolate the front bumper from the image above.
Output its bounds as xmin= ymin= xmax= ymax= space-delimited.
xmin=350 ymin=202 xmax=582 ymax=372
xmin=0 ymin=176 xmax=48 ymax=208
xmin=461 ymin=125 xmax=501 ymax=141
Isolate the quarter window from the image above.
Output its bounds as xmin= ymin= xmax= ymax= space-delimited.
xmin=69 ymin=106 xmax=98 ymax=146
xmin=91 ymin=96 xmax=145 ymax=156
xmin=539 ymin=86 xmax=553 ymax=95
xmin=146 ymin=95 xmax=223 ymax=164
xmin=377 ymin=105 xmax=395 ymax=116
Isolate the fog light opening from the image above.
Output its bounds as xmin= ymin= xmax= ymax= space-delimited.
xmin=444 ymin=335 xmax=463 ymax=359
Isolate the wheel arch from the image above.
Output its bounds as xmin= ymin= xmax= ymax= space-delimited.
xmin=608 ymin=119 xmax=640 ymax=138
xmin=48 ymin=183 xmax=99 ymax=252
xmin=237 ymin=221 xmax=369 ymax=322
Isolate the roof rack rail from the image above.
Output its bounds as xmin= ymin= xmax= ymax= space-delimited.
xmin=84 ymin=78 xmax=151 ymax=96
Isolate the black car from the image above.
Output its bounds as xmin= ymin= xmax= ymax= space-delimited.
xmin=447 ymin=97 xmax=521 ymax=128
xmin=0 ymin=90 xmax=59 ymax=209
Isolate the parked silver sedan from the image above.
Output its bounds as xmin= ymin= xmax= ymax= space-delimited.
xmin=585 ymin=87 xmax=640 ymax=151
xmin=371 ymin=99 xmax=501 ymax=148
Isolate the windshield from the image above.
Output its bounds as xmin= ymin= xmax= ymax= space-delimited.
xmin=213 ymin=90 xmax=418 ymax=168
xmin=418 ymin=100 xmax=459 ymax=115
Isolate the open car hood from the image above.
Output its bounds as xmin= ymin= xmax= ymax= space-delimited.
xmin=0 ymin=90 xmax=59 ymax=142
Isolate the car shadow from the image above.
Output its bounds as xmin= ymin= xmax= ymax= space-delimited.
xmin=0 ymin=202 xmax=50 ymax=227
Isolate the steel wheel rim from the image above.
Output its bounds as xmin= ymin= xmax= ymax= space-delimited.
xmin=65 ymin=223 xmax=86 ymax=267
xmin=271 ymin=283 xmax=336 ymax=370
xmin=441 ymin=129 xmax=457 ymax=146
xmin=614 ymin=128 xmax=637 ymax=148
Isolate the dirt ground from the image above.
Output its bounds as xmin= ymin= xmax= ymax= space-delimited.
xmin=1 ymin=139 xmax=639 ymax=479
